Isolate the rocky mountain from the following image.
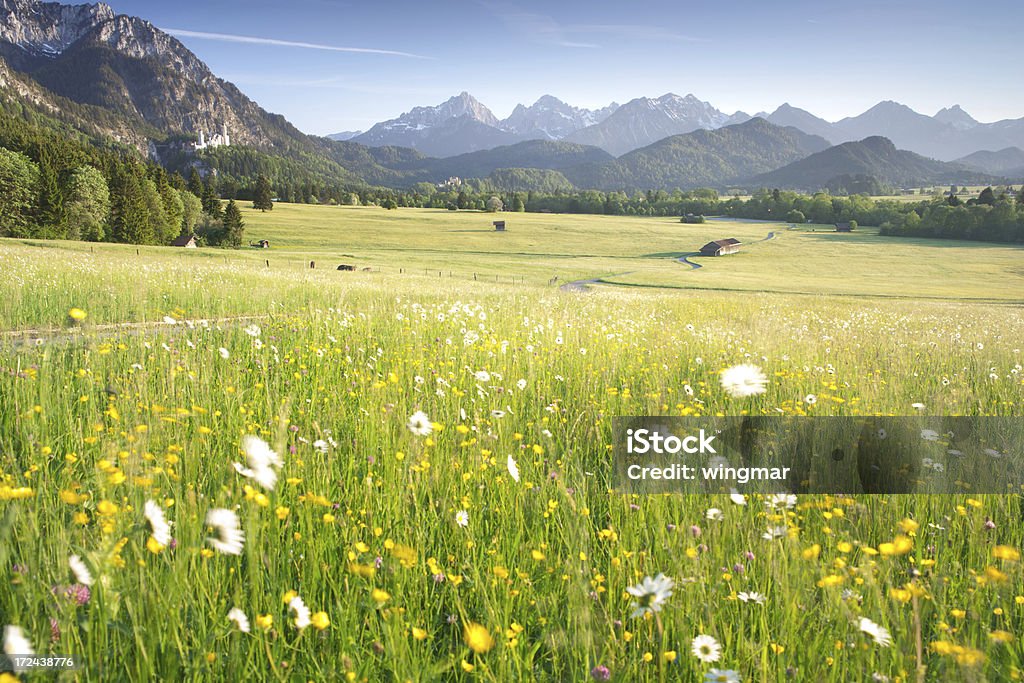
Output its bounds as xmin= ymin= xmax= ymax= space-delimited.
xmin=933 ymin=104 xmax=979 ymax=131
xmin=563 ymin=93 xmax=732 ymax=156
xmin=499 ymin=95 xmax=618 ymax=140
xmin=750 ymin=136 xmax=999 ymax=191
xmin=954 ymin=146 xmax=1024 ymax=177
xmin=351 ymin=92 xmax=523 ymax=156
xmin=0 ymin=0 xmax=323 ymax=156
xmin=563 ymin=118 xmax=830 ymax=191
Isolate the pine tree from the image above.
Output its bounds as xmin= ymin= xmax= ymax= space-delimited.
xmin=252 ymin=175 xmax=273 ymax=212
xmin=187 ymin=168 xmax=204 ymax=198
xmin=201 ymin=176 xmax=222 ymax=218
xmin=222 ymin=199 xmax=245 ymax=247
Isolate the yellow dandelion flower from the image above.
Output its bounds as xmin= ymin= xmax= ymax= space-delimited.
xmin=412 ymin=627 xmax=428 ymax=641
xmin=993 ymin=546 xmax=1021 ymax=562
xmin=255 ymin=614 xmax=273 ymax=630
xmin=464 ymin=622 xmax=495 ymax=654
xmin=310 ymin=612 xmax=330 ymax=631
xmin=69 ymin=308 xmax=87 ymax=321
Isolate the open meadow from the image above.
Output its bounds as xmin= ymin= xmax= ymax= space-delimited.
xmin=2 ymin=206 xmax=1024 ymax=681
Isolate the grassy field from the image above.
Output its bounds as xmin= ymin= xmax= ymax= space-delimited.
xmin=1 ymin=206 xmax=1024 ymax=681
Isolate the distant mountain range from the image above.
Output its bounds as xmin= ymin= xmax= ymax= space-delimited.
xmin=0 ymin=0 xmax=1019 ymax=196
xmin=350 ymin=93 xmax=1024 ymax=162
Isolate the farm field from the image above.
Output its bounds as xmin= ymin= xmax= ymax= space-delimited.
xmin=1 ymin=205 xmax=1024 ymax=681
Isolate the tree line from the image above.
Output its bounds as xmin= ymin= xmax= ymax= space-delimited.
xmin=0 ymin=111 xmax=272 ymax=247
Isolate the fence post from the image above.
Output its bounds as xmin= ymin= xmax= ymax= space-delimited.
xmin=310 ymin=261 xmax=315 ymax=269
xmin=266 ymin=259 xmax=270 ymax=268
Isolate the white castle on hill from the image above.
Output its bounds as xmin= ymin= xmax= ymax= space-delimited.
xmin=194 ymin=124 xmax=230 ymax=151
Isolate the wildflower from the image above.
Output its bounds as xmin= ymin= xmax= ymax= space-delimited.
xmin=766 ymin=493 xmax=797 ymax=510
xmin=244 ymin=324 xmax=261 ymax=337
xmin=310 ymin=612 xmax=330 ymax=631
xmin=255 ymin=614 xmax=273 ymax=631
xmin=455 ymin=510 xmax=469 ymax=528
xmin=706 ymin=508 xmax=724 ymax=521
xmin=313 ymin=440 xmax=328 ymax=454
xmin=68 ymin=307 xmax=87 ymax=322
xmin=719 ymin=364 xmax=768 ymax=399
xmin=516 ymin=379 xmax=527 ymax=391
xmin=474 ymin=370 xmax=491 ymax=383
xmin=691 ymin=634 xmax=721 ymax=663
xmin=407 ymin=411 xmax=432 ymax=436
xmin=626 ymin=573 xmax=674 ymax=618
xmin=371 ymin=588 xmax=390 ymax=605
xmin=464 ymin=622 xmax=495 ymax=654
xmin=227 ymin=607 xmax=250 ymax=633
xmin=144 ymin=499 xmax=172 ymax=547
xmin=729 ymin=492 xmax=747 ymax=506
xmin=69 ymin=554 xmax=94 ymax=586
xmin=994 ymin=546 xmax=1020 ymax=562
xmin=507 ymin=455 xmax=520 ymax=482
xmin=289 ymin=595 xmax=311 ymax=629
xmin=219 ymin=347 xmax=230 ymax=359
xmin=412 ymin=627 xmax=428 ymax=641
xmin=737 ymin=591 xmax=766 ymax=606
xmin=205 ymin=508 xmax=244 ymax=555
xmin=859 ymin=617 xmax=892 ymax=647
xmin=762 ymin=526 xmax=787 ymax=540
xmin=804 ymin=394 xmax=817 ymax=405
xmin=3 ymin=625 xmax=34 ymax=670
xmin=234 ymin=435 xmax=282 ymax=491
xmin=591 ymin=664 xmax=611 ymax=681
xmin=705 ymin=670 xmax=741 ymax=683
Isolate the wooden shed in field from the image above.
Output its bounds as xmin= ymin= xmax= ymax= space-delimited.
xmin=835 ymin=222 xmax=853 ymax=232
xmin=699 ymin=238 xmax=741 ymax=256
xmin=171 ymin=234 xmax=197 ymax=248
xmin=493 ymin=220 xmax=506 ymax=231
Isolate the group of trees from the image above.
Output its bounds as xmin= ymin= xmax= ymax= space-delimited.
xmin=0 ymin=110 xmax=273 ymax=247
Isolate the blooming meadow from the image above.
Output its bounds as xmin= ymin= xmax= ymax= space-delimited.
xmin=1 ymin=242 xmax=1023 ymax=681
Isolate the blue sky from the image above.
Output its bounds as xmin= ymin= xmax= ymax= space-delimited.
xmin=105 ymin=0 xmax=1023 ymax=136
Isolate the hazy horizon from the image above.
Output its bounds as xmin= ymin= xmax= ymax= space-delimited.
xmin=99 ymin=0 xmax=1024 ymax=136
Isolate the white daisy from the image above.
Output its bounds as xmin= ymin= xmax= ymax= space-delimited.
xmin=474 ymin=370 xmax=491 ymax=383
xmin=407 ymin=410 xmax=433 ymax=437
xmin=762 ymin=526 xmax=787 ymax=540
xmin=69 ymin=554 xmax=94 ymax=586
xmin=244 ymin=324 xmax=261 ymax=337
xmin=144 ymin=499 xmax=172 ymax=547
xmin=206 ymin=508 xmax=244 ymax=555
xmin=227 ymin=607 xmax=251 ymax=633
xmin=705 ymin=669 xmax=741 ymax=683
xmin=289 ymin=595 xmax=311 ymax=630
xmin=691 ymin=634 xmax=722 ymax=663
xmin=920 ymin=429 xmax=940 ymax=442
xmin=766 ymin=493 xmax=797 ymax=510
xmin=219 ymin=347 xmax=230 ymax=359
xmin=706 ymin=508 xmax=724 ymax=521
xmin=455 ymin=510 xmax=469 ymax=528
xmin=3 ymin=625 xmax=34 ymax=669
xmin=911 ymin=402 xmax=926 ymax=411
xmin=516 ymin=379 xmax=527 ymax=391
xmin=737 ymin=591 xmax=766 ymax=606
xmin=719 ymin=364 xmax=768 ymax=399
xmin=312 ymin=439 xmax=329 ymax=454
xmin=626 ymin=573 xmax=674 ymax=618
xmin=859 ymin=617 xmax=892 ymax=647
xmin=507 ymin=455 xmax=520 ymax=482
xmin=804 ymin=394 xmax=817 ymax=405
xmin=729 ymin=492 xmax=747 ymax=506
xmin=233 ymin=435 xmax=282 ymax=490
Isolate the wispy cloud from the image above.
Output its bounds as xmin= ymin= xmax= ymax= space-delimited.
xmin=567 ymin=24 xmax=711 ymax=44
xmin=476 ymin=2 xmax=597 ymax=48
xmin=162 ymin=29 xmax=431 ymax=59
